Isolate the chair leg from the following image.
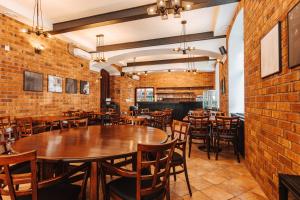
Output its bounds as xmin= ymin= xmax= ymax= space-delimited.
xmin=235 ymin=137 xmax=240 ymax=163
xmin=183 ymin=159 xmax=192 ymax=196
xmin=215 ymin=137 xmax=220 ymax=160
xmin=172 ymin=166 xmax=176 ymax=181
xmin=166 ymin=177 xmax=171 ymax=200
xmin=206 ymin=136 xmax=210 ymax=160
xmin=188 ymin=137 xmax=192 ymax=158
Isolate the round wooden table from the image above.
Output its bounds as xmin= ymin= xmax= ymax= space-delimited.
xmin=12 ymin=125 xmax=168 ymax=200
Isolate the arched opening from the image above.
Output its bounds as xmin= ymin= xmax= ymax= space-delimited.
xmin=228 ymin=9 xmax=244 ymax=114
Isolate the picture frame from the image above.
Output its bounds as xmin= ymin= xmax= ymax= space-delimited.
xmin=80 ymin=80 xmax=89 ymax=95
xmin=48 ymin=75 xmax=62 ymax=93
xmin=260 ymin=22 xmax=282 ymax=78
xmin=23 ymin=71 xmax=43 ymax=92
xmin=288 ymin=1 xmax=300 ymax=68
xmin=66 ymin=78 xmax=78 ymax=94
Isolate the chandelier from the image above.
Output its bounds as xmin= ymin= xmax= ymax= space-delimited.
xmin=147 ymin=0 xmax=193 ymax=20
xmin=173 ymin=20 xmax=196 ymax=54
xmin=185 ymin=54 xmax=197 ymax=74
xmin=20 ymin=0 xmax=50 ymax=38
xmin=93 ymin=34 xmax=107 ymax=63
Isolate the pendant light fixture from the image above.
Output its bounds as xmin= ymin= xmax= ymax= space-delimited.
xmin=93 ymin=34 xmax=107 ymax=63
xmin=147 ymin=0 xmax=193 ymax=20
xmin=173 ymin=20 xmax=196 ymax=54
xmin=20 ymin=0 xmax=50 ymax=38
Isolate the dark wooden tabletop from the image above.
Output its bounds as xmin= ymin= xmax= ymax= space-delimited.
xmin=12 ymin=125 xmax=168 ymax=162
xmin=31 ymin=115 xmax=79 ymax=123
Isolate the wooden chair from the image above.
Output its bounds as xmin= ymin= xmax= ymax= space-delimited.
xmin=169 ymin=120 xmax=192 ymax=196
xmin=188 ymin=116 xmax=211 ymax=159
xmin=163 ymin=109 xmax=173 ymax=128
xmin=100 ymin=139 xmax=177 ymax=200
xmin=151 ymin=113 xmax=167 ymax=131
xmin=15 ymin=117 xmax=33 ymax=137
xmin=140 ymin=108 xmax=150 ymax=114
xmin=73 ymin=118 xmax=88 ymax=128
xmin=214 ymin=116 xmax=240 ymax=162
xmin=59 ymin=120 xmax=71 ymax=130
xmin=0 ymin=116 xmax=11 ymax=129
xmin=0 ymin=151 xmax=89 ymax=200
xmin=0 ymin=141 xmax=8 ymax=155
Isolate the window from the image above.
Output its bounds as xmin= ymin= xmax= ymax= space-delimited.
xmin=136 ymin=88 xmax=154 ymax=102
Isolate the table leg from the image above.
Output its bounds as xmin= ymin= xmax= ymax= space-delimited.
xmin=90 ymin=161 xmax=99 ymax=200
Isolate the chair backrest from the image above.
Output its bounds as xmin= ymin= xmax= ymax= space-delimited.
xmin=190 ymin=110 xmax=205 ymax=117
xmin=136 ymin=139 xmax=177 ymax=200
xmin=141 ymin=108 xmax=150 ymax=114
xmin=171 ymin=120 xmax=189 ymax=143
xmin=74 ymin=118 xmax=88 ymax=128
xmin=0 ymin=151 xmax=38 ymax=200
xmin=0 ymin=141 xmax=8 ymax=155
xmin=215 ymin=116 xmax=240 ymax=135
xmin=0 ymin=116 xmax=11 ymax=130
xmin=188 ymin=116 xmax=210 ymax=133
xmin=15 ymin=117 xmax=33 ymax=137
xmin=108 ymin=108 xmax=115 ymax=113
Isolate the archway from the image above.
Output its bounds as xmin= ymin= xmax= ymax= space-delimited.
xmin=228 ymin=9 xmax=244 ymax=114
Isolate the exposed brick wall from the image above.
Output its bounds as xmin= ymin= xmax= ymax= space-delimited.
xmin=0 ymin=14 xmax=100 ymax=117
xmin=110 ymin=71 xmax=215 ymax=112
xmin=242 ymin=1 xmax=300 ymax=199
xmin=110 ymin=75 xmax=139 ymax=112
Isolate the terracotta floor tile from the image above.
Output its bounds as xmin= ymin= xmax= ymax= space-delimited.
xmin=182 ymin=191 xmax=212 ymax=200
xmin=201 ymin=185 xmax=235 ymax=200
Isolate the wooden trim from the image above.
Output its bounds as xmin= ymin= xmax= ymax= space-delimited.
xmin=51 ymin=0 xmax=240 ymax=34
xmin=93 ymin=33 xmax=225 ymax=52
xmin=126 ymin=56 xmax=210 ymax=67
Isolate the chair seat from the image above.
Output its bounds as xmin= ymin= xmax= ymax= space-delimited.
xmin=18 ymin=183 xmax=81 ymax=200
xmin=108 ymin=177 xmax=164 ymax=200
xmin=172 ymin=152 xmax=183 ymax=163
xmin=219 ymin=134 xmax=235 ymax=140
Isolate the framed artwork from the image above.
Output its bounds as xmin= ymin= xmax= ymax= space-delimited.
xmin=23 ymin=71 xmax=43 ymax=92
xmin=48 ymin=75 xmax=62 ymax=93
xmin=288 ymin=2 xmax=300 ymax=68
xmin=80 ymin=80 xmax=89 ymax=95
xmin=66 ymin=78 xmax=77 ymax=94
xmin=260 ymin=22 xmax=282 ymax=78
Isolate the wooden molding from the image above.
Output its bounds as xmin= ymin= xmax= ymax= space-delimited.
xmin=51 ymin=0 xmax=240 ymax=34
xmin=126 ymin=56 xmax=211 ymax=67
xmin=111 ymin=64 xmax=122 ymax=72
xmin=93 ymin=32 xmax=225 ymax=52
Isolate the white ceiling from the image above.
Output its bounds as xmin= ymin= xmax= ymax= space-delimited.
xmin=0 ymin=0 xmax=238 ymax=73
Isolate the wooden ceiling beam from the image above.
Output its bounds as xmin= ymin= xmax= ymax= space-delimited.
xmin=126 ymin=56 xmax=211 ymax=67
xmin=51 ymin=0 xmax=240 ymax=34
xmin=92 ymin=32 xmax=225 ymax=52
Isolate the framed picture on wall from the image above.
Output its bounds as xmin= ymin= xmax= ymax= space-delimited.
xmin=48 ymin=75 xmax=62 ymax=93
xmin=66 ymin=78 xmax=77 ymax=94
xmin=288 ymin=2 xmax=300 ymax=68
xmin=23 ymin=71 xmax=43 ymax=92
xmin=260 ymin=22 xmax=282 ymax=78
xmin=80 ymin=80 xmax=89 ymax=95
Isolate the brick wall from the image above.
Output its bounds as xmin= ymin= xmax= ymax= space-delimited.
xmin=110 ymin=71 xmax=215 ymax=112
xmin=226 ymin=1 xmax=300 ymax=199
xmin=0 ymin=14 xmax=100 ymax=117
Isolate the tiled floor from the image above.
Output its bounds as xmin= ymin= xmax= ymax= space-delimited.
xmin=170 ymin=143 xmax=269 ymax=200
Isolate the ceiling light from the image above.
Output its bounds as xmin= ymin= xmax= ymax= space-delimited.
xmin=147 ymin=0 xmax=193 ymax=20
xmin=93 ymin=34 xmax=107 ymax=63
xmin=20 ymin=0 xmax=50 ymax=38
xmin=173 ymin=20 xmax=196 ymax=55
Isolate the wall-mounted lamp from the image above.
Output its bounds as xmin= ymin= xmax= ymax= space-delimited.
xmin=34 ymin=44 xmax=45 ymax=54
